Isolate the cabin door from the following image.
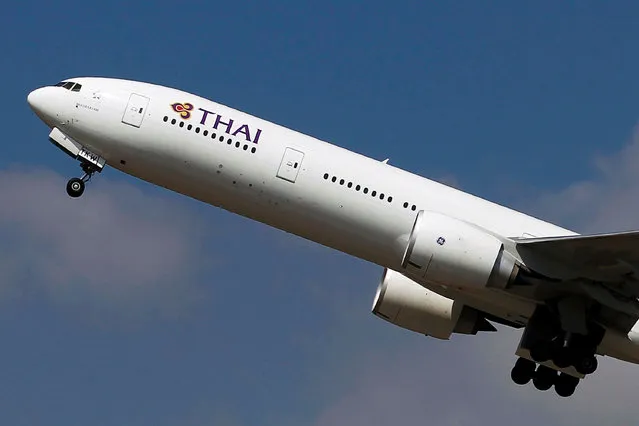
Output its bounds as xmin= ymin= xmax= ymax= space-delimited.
xmin=276 ymin=147 xmax=304 ymax=183
xmin=122 ymin=93 xmax=150 ymax=128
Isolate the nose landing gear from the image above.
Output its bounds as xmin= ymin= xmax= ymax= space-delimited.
xmin=66 ymin=162 xmax=100 ymax=198
xmin=45 ymin=128 xmax=106 ymax=198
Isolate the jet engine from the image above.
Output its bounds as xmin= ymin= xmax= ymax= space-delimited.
xmin=401 ymin=210 xmax=520 ymax=289
xmin=371 ymin=268 xmax=496 ymax=339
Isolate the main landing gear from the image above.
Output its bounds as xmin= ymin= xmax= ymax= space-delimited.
xmin=510 ymin=357 xmax=580 ymax=397
xmin=66 ymin=162 xmax=99 ymax=198
xmin=511 ymin=302 xmax=605 ymax=397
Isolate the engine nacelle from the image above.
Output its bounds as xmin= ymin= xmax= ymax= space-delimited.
xmin=372 ymin=268 xmax=496 ymax=339
xmin=401 ymin=210 xmax=519 ymax=289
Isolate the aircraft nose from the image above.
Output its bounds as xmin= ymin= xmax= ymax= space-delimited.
xmin=27 ymin=87 xmax=46 ymax=113
xmin=27 ymin=87 xmax=56 ymax=126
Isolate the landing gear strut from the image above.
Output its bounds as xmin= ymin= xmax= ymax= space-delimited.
xmin=66 ymin=162 xmax=98 ymax=198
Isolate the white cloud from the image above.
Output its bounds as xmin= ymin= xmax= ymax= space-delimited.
xmin=310 ymin=323 xmax=639 ymax=426
xmin=0 ymin=167 xmax=212 ymax=323
xmin=529 ymin=127 xmax=639 ymax=233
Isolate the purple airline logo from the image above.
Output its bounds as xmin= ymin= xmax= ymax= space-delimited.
xmin=170 ymin=103 xmax=264 ymax=144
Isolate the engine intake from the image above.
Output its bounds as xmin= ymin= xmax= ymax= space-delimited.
xmin=401 ymin=210 xmax=520 ymax=289
xmin=372 ymin=268 xmax=496 ymax=339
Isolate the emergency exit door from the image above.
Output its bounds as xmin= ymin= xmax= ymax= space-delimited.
xmin=276 ymin=147 xmax=304 ymax=183
xmin=122 ymin=93 xmax=150 ymax=128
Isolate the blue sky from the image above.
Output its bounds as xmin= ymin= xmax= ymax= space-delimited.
xmin=3 ymin=1 xmax=639 ymax=425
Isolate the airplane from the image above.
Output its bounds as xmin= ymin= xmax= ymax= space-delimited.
xmin=26 ymin=77 xmax=639 ymax=398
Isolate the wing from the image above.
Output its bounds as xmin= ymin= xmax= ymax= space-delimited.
xmin=513 ymin=231 xmax=639 ymax=328
xmin=514 ymin=230 xmax=639 ymax=278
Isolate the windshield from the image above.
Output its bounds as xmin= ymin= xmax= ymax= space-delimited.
xmin=54 ymin=81 xmax=82 ymax=92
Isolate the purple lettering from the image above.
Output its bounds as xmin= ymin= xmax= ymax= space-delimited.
xmin=196 ymin=108 xmax=263 ymax=143
xmin=253 ymin=128 xmax=262 ymax=144
xmin=232 ymin=124 xmax=251 ymax=142
xmin=213 ymin=114 xmax=234 ymax=134
xmin=198 ymin=107 xmax=215 ymax=125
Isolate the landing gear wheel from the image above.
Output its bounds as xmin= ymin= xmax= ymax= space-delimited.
xmin=554 ymin=373 xmax=579 ymax=397
xmin=575 ymin=355 xmax=598 ymax=375
xmin=66 ymin=178 xmax=85 ymax=198
xmin=511 ymin=358 xmax=536 ymax=385
xmin=533 ymin=365 xmax=556 ymax=391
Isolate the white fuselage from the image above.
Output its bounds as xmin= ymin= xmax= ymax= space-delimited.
xmin=29 ymin=78 xmax=583 ymax=328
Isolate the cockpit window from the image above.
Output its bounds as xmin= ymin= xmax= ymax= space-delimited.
xmin=54 ymin=81 xmax=82 ymax=92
